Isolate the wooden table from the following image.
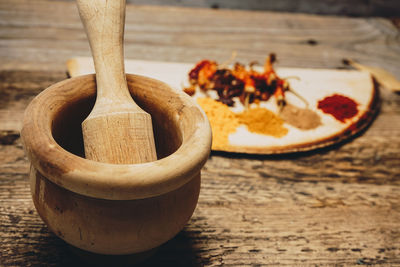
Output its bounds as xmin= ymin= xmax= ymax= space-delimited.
xmin=1 ymin=0 xmax=400 ymax=265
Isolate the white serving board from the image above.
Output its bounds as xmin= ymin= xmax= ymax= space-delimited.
xmin=67 ymin=57 xmax=379 ymax=154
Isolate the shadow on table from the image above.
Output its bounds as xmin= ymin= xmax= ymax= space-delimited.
xmin=210 ymin=141 xmax=345 ymax=160
xmin=138 ymin=230 xmax=203 ymax=267
xmin=19 ymin=226 xmax=202 ymax=267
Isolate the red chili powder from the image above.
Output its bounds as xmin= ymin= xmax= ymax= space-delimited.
xmin=317 ymin=94 xmax=358 ymax=122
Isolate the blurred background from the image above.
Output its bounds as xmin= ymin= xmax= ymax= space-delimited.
xmin=56 ymin=0 xmax=400 ymax=17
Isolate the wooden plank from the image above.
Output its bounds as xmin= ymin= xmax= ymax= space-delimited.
xmin=1 ymin=138 xmax=400 ymax=265
xmin=0 ymin=0 xmax=399 ymax=130
xmin=1 ymin=1 xmax=400 ymax=266
xmin=0 ymin=0 xmax=399 ymax=76
xmin=0 ymin=70 xmax=66 ymax=132
xmin=56 ymin=0 xmax=400 ymax=17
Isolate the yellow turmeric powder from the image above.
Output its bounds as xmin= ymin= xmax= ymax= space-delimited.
xmin=197 ymin=98 xmax=239 ymax=150
xmin=237 ymin=107 xmax=288 ymax=137
xmin=197 ymin=98 xmax=288 ymax=150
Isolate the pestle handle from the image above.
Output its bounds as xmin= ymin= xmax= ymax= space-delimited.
xmin=77 ymin=0 xmax=133 ymax=108
xmin=77 ymin=0 xmax=157 ymax=164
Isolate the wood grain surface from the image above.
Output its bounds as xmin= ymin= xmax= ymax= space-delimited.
xmin=60 ymin=0 xmax=400 ymax=17
xmin=1 ymin=0 xmax=400 ymax=266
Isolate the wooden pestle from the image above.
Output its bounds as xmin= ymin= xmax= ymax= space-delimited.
xmin=77 ymin=0 xmax=157 ymax=164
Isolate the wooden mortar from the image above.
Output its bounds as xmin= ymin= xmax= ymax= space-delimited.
xmin=21 ymin=74 xmax=212 ymax=256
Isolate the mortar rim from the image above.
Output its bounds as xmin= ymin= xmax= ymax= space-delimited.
xmin=21 ymin=74 xmax=212 ymax=200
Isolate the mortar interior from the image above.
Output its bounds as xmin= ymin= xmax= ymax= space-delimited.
xmin=51 ymin=86 xmax=183 ymax=161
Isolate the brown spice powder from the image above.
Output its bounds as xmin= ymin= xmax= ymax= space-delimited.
xmin=197 ymin=98 xmax=239 ymax=150
xmin=280 ymin=103 xmax=321 ymax=130
xmin=237 ymin=107 xmax=288 ymax=137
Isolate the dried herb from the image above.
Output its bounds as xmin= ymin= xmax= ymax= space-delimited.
xmin=184 ymin=54 xmax=291 ymax=107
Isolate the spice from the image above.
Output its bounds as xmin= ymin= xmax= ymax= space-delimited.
xmin=197 ymin=98 xmax=289 ymax=150
xmin=237 ymin=107 xmax=288 ymax=137
xmin=197 ymin=98 xmax=239 ymax=150
xmin=185 ymin=54 xmax=291 ymax=107
xmin=280 ymin=103 xmax=321 ymax=130
xmin=317 ymin=94 xmax=358 ymax=122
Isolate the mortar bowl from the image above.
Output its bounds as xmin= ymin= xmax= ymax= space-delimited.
xmin=21 ymin=74 xmax=212 ymax=256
